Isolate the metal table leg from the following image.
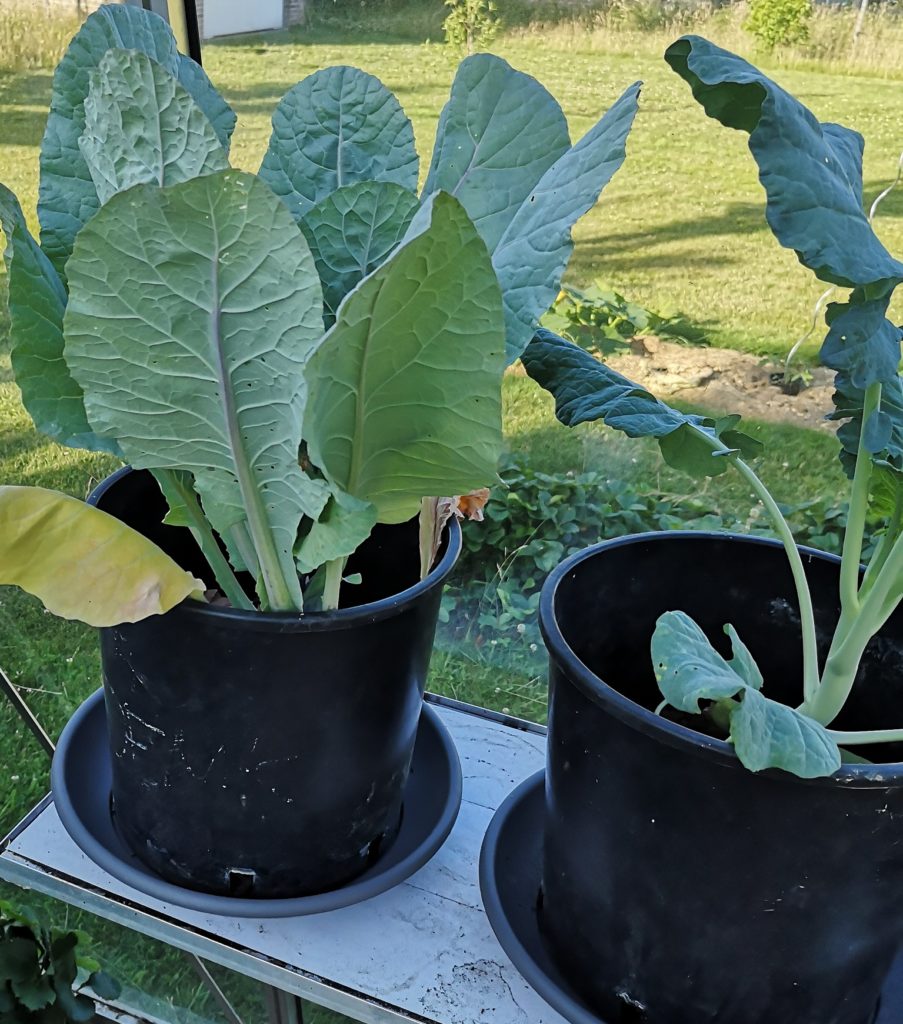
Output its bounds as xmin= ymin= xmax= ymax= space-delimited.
xmin=264 ymin=987 xmax=306 ymax=1024
xmin=1 ymin=662 xmax=258 ymax=1024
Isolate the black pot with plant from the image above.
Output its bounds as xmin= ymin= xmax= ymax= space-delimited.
xmin=0 ymin=4 xmax=638 ymax=899
xmin=483 ymin=33 xmax=903 ymax=1024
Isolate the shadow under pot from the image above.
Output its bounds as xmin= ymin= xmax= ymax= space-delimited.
xmin=538 ymin=531 xmax=903 ymax=1024
xmin=88 ymin=467 xmax=461 ymax=899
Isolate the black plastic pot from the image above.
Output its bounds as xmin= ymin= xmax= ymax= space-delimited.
xmin=88 ymin=467 xmax=461 ymax=899
xmin=538 ymin=532 xmax=903 ymax=1024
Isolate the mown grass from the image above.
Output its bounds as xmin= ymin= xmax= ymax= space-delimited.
xmin=0 ymin=0 xmax=884 ymax=1019
xmin=4 ymin=5 xmax=903 ymax=359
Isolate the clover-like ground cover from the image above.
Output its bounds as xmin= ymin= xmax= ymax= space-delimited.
xmin=0 ymin=10 xmax=889 ymax=1022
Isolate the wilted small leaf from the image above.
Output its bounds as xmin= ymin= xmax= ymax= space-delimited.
xmin=652 ymin=611 xmax=840 ymax=778
xmin=652 ymin=611 xmax=752 ymax=712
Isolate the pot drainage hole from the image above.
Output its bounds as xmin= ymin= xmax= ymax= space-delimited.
xmin=227 ymin=868 xmax=258 ymax=897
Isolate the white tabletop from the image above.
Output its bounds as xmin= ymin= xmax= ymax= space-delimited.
xmin=0 ymin=698 xmax=566 ymax=1024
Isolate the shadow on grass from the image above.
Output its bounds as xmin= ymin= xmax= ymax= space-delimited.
xmin=0 ymin=72 xmax=52 ymax=148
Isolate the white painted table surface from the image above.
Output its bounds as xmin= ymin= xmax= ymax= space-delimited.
xmin=0 ymin=699 xmax=566 ymax=1024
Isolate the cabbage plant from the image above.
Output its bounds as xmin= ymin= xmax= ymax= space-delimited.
xmin=524 ymin=35 xmax=903 ymax=779
xmin=0 ymin=3 xmax=639 ymax=624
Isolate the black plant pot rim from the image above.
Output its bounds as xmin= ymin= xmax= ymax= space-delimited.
xmin=90 ymin=466 xmax=462 ymax=634
xmin=539 ymin=530 xmax=903 ymax=789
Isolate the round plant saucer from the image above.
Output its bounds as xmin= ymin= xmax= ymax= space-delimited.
xmin=479 ymin=770 xmax=903 ymax=1024
xmin=52 ymin=689 xmax=462 ymax=918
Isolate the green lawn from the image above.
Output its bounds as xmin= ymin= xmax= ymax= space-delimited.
xmin=4 ymin=14 xmax=903 ymax=360
xmin=0 ymin=4 xmax=882 ymax=1021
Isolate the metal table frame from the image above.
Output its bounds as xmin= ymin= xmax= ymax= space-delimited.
xmin=1 ymin=669 xmax=561 ymax=1024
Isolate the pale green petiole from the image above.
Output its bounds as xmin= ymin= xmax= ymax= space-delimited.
xmin=321 ymin=556 xmax=347 ymax=612
xmin=689 ymin=423 xmax=821 ymax=704
xmin=155 ymin=469 xmax=254 ymax=612
xmin=829 ymin=726 xmax=903 ymax=747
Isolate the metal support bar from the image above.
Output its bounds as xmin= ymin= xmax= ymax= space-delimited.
xmin=0 ymin=664 xmax=55 ymax=759
xmin=186 ymin=954 xmax=247 ymax=1024
xmin=0 ymin=664 xmax=249 ymax=1024
xmin=264 ymin=986 xmax=306 ymax=1024
xmin=181 ymin=0 xmax=204 ymax=65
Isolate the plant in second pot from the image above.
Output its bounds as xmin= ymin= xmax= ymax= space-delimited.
xmin=0 ymin=4 xmax=640 ymax=899
xmin=515 ymin=35 xmax=903 ymax=1024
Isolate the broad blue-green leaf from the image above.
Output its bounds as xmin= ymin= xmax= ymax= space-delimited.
xmin=0 ymin=184 xmax=116 ymax=453
xmin=80 ymin=48 xmax=229 ymax=205
xmin=863 ymin=410 xmax=893 ymax=454
xmin=0 ymin=486 xmax=205 ymax=627
xmin=832 ymin=370 xmax=903 ymax=528
xmin=666 ymin=35 xmax=903 ymax=297
xmin=522 ymin=330 xmax=761 ymax=477
xmin=304 ymin=191 xmax=505 ymax=525
xmin=652 ymin=611 xmax=761 ymax=713
xmin=63 ymin=170 xmax=329 ymax=611
xmin=493 ymin=82 xmax=640 ymax=362
xmin=38 ymin=4 xmax=234 ymax=275
xmin=424 ymin=54 xmax=570 ymax=252
xmin=653 ymin=611 xmax=840 ymax=778
xmin=730 ymin=687 xmax=841 ymax=778
xmin=820 ymin=294 xmax=902 ymax=390
xmin=295 ymin=487 xmax=377 ymax=575
xmin=176 ymin=53 xmax=237 ymax=151
xmin=832 ymin=372 xmax=903 ymax=476
xmin=260 ymin=67 xmax=418 ymax=222
xmin=301 ymin=181 xmax=419 ymax=327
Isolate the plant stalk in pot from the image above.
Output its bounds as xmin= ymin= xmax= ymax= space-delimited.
xmin=512 ymin=35 xmax=903 ymax=1024
xmin=0 ymin=3 xmax=639 ymax=898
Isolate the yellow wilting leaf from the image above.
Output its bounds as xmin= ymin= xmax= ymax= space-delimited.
xmin=0 ymin=486 xmax=206 ymax=627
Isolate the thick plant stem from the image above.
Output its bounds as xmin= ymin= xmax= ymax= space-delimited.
xmin=860 ymin=505 xmax=901 ymax=601
xmin=321 ymin=557 xmax=346 ymax=612
xmin=807 ymin=529 xmax=903 ymax=724
xmin=733 ymin=457 xmax=820 ymax=702
xmin=839 ymin=382 xmax=880 ymax=614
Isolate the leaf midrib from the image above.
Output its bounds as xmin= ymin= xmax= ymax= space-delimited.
xmin=207 ymin=202 xmax=291 ymax=608
xmin=346 ymin=275 xmax=385 ymax=498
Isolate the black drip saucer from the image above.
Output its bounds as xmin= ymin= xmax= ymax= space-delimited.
xmin=52 ymin=689 xmax=462 ymax=918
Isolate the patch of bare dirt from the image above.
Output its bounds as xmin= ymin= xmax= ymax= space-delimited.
xmin=605 ymin=338 xmax=835 ymax=432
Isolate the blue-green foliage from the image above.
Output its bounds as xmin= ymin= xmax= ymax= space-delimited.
xmin=524 ymin=36 xmax=903 ymax=777
xmin=0 ymin=3 xmax=641 ymax=619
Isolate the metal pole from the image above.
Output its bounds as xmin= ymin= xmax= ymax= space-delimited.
xmin=0 ymin=664 xmax=55 ymax=759
xmin=186 ymin=955 xmax=247 ymax=1024
xmin=181 ymin=0 xmax=204 ymax=65
xmin=264 ymin=987 xmax=306 ymax=1024
xmin=0 ymin=664 xmax=248 ymax=1024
